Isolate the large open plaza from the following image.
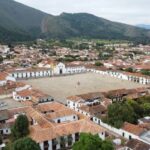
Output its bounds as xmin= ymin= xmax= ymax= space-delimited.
xmin=24 ymin=73 xmax=146 ymax=103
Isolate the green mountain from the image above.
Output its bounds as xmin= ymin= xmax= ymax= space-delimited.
xmin=42 ymin=13 xmax=150 ymax=43
xmin=0 ymin=0 xmax=48 ymax=42
xmin=0 ymin=0 xmax=150 ymax=43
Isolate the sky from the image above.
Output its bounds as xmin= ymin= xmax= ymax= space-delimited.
xmin=15 ymin=0 xmax=150 ymax=25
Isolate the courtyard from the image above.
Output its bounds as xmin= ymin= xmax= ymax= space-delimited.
xmin=24 ymin=73 xmax=146 ymax=103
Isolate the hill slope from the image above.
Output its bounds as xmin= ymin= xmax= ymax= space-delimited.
xmin=0 ymin=0 xmax=48 ymax=42
xmin=42 ymin=13 xmax=150 ymax=42
xmin=0 ymin=0 xmax=150 ymax=43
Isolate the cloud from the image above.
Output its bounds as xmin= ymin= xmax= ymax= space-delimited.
xmin=15 ymin=0 xmax=150 ymax=25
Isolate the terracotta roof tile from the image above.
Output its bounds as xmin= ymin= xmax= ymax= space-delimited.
xmin=126 ymin=139 xmax=150 ymax=150
xmin=122 ymin=122 xmax=145 ymax=136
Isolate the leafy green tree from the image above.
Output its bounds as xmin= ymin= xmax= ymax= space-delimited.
xmin=138 ymin=96 xmax=150 ymax=104
xmin=11 ymin=115 xmax=29 ymax=140
xmin=0 ymin=56 xmax=3 ymax=64
xmin=3 ymin=142 xmax=12 ymax=150
xmin=141 ymin=69 xmax=150 ymax=76
xmin=106 ymin=103 xmax=136 ymax=128
xmin=125 ymin=67 xmax=134 ymax=73
xmin=95 ymin=61 xmax=103 ymax=66
xmin=73 ymin=133 xmax=102 ymax=150
xmin=101 ymin=140 xmax=114 ymax=150
xmin=12 ymin=137 xmax=40 ymax=150
xmin=73 ymin=133 xmax=114 ymax=150
xmin=127 ymin=100 xmax=144 ymax=118
xmin=142 ymin=103 xmax=150 ymax=116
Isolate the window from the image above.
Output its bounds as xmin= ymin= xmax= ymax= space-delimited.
xmin=44 ymin=141 xmax=49 ymax=150
xmin=73 ymin=116 xmax=76 ymax=119
xmin=129 ymin=135 xmax=132 ymax=140
xmin=52 ymin=139 xmax=57 ymax=150
xmin=60 ymin=137 xmax=66 ymax=148
xmin=75 ymin=133 xmax=80 ymax=141
xmin=68 ymin=135 xmax=73 ymax=146
xmin=57 ymin=119 xmax=61 ymax=123
xmin=122 ymin=132 xmax=125 ymax=137
xmin=0 ymin=130 xmax=3 ymax=134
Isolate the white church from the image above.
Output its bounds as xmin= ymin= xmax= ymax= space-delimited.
xmin=38 ymin=60 xmax=86 ymax=75
xmin=6 ymin=60 xmax=86 ymax=80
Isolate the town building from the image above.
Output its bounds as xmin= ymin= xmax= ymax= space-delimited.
xmin=67 ymin=89 xmax=150 ymax=145
xmin=118 ymin=139 xmax=150 ymax=150
xmin=38 ymin=59 xmax=86 ymax=75
xmin=87 ymin=67 xmax=150 ymax=85
xmin=13 ymin=89 xmax=54 ymax=104
xmin=0 ymin=72 xmax=16 ymax=86
xmin=0 ymin=102 xmax=106 ymax=150
xmin=8 ymin=68 xmax=52 ymax=80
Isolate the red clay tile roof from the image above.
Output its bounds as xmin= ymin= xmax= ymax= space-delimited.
xmin=126 ymin=139 xmax=150 ymax=150
xmin=0 ymin=72 xmax=9 ymax=81
xmin=30 ymin=119 xmax=106 ymax=143
xmin=122 ymin=122 xmax=145 ymax=136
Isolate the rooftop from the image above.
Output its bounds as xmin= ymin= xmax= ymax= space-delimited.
xmin=140 ymin=130 xmax=150 ymax=144
xmin=30 ymin=118 xmax=106 ymax=143
xmin=122 ymin=122 xmax=145 ymax=136
xmin=126 ymin=139 xmax=150 ymax=150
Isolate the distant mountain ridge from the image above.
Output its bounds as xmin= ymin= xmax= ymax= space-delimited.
xmin=42 ymin=13 xmax=150 ymax=42
xmin=0 ymin=0 xmax=150 ymax=43
xmin=137 ymin=24 xmax=150 ymax=30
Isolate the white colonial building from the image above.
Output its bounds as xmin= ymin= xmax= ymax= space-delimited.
xmin=38 ymin=60 xmax=86 ymax=75
xmin=87 ymin=68 xmax=150 ymax=85
xmin=0 ymin=102 xmax=106 ymax=150
xmin=8 ymin=68 xmax=52 ymax=80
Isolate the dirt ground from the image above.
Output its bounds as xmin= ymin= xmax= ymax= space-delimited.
xmin=24 ymin=73 xmax=146 ymax=104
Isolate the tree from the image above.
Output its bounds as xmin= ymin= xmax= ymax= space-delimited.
xmin=0 ymin=55 xmax=3 ymax=64
xmin=73 ymin=133 xmax=114 ymax=150
xmin=138 ymin=96 xmax=150 ymax=104
xmin=141 ymin=69 xmax=150 ymax=76
xmin=125 ymin=67 xmax=134 ymax=73
xmin=142 ymin=103 xmax=150 ymax=116
xmin=11 ymin=115 xmax=29 ymax=140
xmin=3 ymin=142 xmax=12 ymax=150
xmin=12 ymin=137 xmax=40 ymax=150
xmin=101 ymin=140 xmax=114 ymax=150
xmin=127 ymin=100 xmax=144 ymax=118
xmin=106 ymin=103 xmax=136 ymax=128
xmin=95 ymin=61 xmax=103 ymax=66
